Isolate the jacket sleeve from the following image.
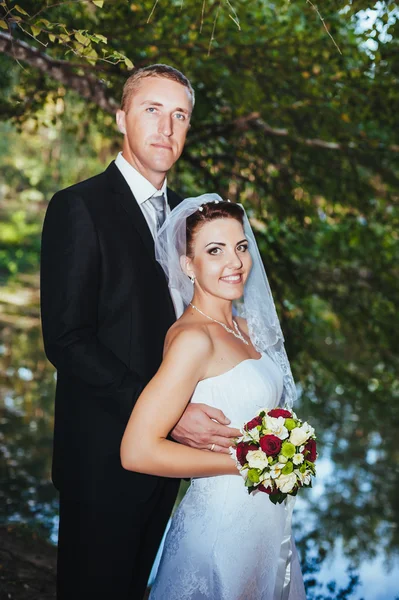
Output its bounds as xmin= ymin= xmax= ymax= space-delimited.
xmin=40 ymin=190 xmax=143 ymax=421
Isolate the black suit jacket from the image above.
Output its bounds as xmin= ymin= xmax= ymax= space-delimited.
xmin=40 ymin=162 xmax=181 ymax=504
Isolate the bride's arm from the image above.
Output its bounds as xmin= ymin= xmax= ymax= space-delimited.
xmin=120 ymin=329 xmax=238 ymax=478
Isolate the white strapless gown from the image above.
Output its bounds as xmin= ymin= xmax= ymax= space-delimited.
xmin=150 ymin=353 xmax=306 ymax=600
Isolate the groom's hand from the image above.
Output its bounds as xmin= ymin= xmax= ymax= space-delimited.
xmin=171 ymin=403 xmax=241 ymax=454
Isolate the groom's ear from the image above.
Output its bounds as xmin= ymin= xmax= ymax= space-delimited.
xmin=116 ymin=110 xmax=127 ymax=135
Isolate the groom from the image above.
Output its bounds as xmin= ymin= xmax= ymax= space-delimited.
xmin=40 ymin=64 xmax=239 ymax=600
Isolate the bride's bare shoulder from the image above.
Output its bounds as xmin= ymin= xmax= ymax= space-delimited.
xmin=164 ymin=318 xmax=213 ymax=359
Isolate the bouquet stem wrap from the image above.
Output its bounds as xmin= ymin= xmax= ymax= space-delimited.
xmin=273 ymin=495 xmax=295 ymax=600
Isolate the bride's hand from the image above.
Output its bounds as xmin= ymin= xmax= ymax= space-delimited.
xmin=171 ymin=403 xmax=241 ymax=454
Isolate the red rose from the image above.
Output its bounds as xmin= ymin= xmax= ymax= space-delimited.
xmin=267 ymin=408 xmax=292 ymax=419
xmin=259 ymin=434 xmax=282 ymax=456
xmin=302 ymin=439 xmax=317 ymax=462
xmin=245 ymin=416 xmax=262 ymax=430
xmin=258 ymin=483 xmax=274 ymax=494
xmin=236 ymin=442 xmax=258 ymax=466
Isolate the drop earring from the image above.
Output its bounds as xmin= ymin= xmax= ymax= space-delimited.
xmin=189 ymin=275 xmax=195 ymax=284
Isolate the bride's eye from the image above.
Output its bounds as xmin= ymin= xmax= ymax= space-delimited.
xmin=237 ymin=244 xmax=248 ymax=252
xmin=208 ymin=247 xmax=222 ymax=255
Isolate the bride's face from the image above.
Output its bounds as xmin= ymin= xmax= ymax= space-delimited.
xmin=187 ymin=217 xmax=252 ymax=301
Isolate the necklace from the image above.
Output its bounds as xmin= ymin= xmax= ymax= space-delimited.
xmin=189 ymin=303 xmax=249 ymax=345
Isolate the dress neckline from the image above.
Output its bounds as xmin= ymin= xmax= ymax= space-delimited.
xmin=197 ymin=352 xmax=266 ymax=385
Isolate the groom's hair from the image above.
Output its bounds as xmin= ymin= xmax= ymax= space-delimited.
xmin=186 ymin=202 xmax=245 ymax=257
xmin=121 ymin=64 xmax=195 ymax=112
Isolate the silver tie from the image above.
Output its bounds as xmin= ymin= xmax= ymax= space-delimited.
xmin=149 ymin=193 xmax=166 ymax=230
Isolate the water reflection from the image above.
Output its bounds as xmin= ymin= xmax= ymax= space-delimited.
xmin=1 ymin=320 xmax=398 ymax=597
xmin=0 ymin=323 xmax=57 ymax=539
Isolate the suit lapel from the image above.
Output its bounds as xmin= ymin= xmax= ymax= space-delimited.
xmin=105 ymin=162 xmax=156 ymax=259
xmin=105 ymin=161 xmax=183 ymax=318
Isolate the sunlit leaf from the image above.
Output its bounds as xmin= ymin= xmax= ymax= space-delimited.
xmin=14 ymin=4 xmax=29 ymax=16
xmin=30 ymin=25 xmax=42 ymax=37
xmin=58 ymin=33 xmax=70 ymax=43
xmin=37 ymin=18 xmax=51 ymax=28
xmin=94 ymin=33 xmax=107 ymax=44
xmin=124 ymin=57 xmax=134 ymax=69
xmin=74 ymin=31 xmax=90 ymax=46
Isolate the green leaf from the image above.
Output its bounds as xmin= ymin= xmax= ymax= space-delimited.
xmin=269 ymin=492 xmax=285 ymax=505
xmin=37 ymin=18 xmax=51 ymax=28
xmin=82 ymin=47 xmax=98 ymax=65
xmin=14 ymin=4 xmax=29 ymax=16
xmin=0 ymin=19 xmax=8 ymax=30
xmin=93 ymin=33 xmax=107 ymax=44
xmin=48 ymin=33 xmax=56 ymax=42
xmin=124 ymin=57 xmax=134 ymax=70
xmin=92 ymin=0 xmax=104 ymax=7
xmin=31 ymin=25 xmax=41 ymax=37
xmin=74 ymin=31 xmax=90 ymax=46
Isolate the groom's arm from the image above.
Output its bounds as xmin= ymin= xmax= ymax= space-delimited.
xmin=40 ymin=190 xmax=142 ymax=422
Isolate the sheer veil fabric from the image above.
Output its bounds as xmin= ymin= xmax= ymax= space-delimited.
xmin=155 ymin=193 xmax=297 ymax=409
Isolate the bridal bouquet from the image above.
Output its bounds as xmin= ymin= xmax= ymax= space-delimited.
xmin=231 ymin=408 xmax=317 ymax=504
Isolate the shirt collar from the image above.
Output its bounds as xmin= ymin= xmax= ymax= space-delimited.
xmin=115 ymin=152 xmax=167 ymax=205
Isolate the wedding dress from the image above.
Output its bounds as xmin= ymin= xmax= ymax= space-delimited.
xmin=149 ymin=352 xmax=306 ymax=600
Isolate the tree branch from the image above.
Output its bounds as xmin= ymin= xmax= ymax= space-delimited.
xmin=0 ymin=32 xmax=118 ymax=114
xmin=1 ymin=32 xmax=398 ymax=158
xmin=188 ymin=112 xmax=399 ymax=154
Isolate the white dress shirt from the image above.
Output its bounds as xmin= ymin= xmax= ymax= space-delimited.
xmin=115 ymin=152 xmax=169 ymax=240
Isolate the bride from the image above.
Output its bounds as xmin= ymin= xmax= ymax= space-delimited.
xmin=121 ymin=194 xmax=306 ymax=599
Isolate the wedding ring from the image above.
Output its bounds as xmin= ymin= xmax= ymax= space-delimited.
xmin=210 ymin=443 xmax=215 ymax=452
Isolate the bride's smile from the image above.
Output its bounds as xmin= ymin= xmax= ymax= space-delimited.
xmin=185 ymin=217 xmax=253 ymax=305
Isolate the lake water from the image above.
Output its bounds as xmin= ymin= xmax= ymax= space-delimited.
xmin=1 ymin=318 xmax=398 ymax=599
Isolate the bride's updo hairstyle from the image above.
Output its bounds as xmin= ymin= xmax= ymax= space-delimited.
xmin=186 ymin=201 xmax=244 ymax=257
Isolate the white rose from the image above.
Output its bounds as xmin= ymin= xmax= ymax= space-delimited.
xmin=246 ymin=450 xmax=269 ymax=470
xmin=293 ymin=453 xmax=304 ymax=465
xmin=276 ymin=472 xmax=297 ymax=493
xmin=263 ymin=416 xmax=289 ymax=440
xmin=289 ymin=426 xmax=311 ymax=447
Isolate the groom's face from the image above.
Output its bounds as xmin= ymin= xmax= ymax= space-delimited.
xmin=116 ymin=76 xmax=192 ymax=187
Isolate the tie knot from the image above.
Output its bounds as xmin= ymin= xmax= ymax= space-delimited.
xmin=150 ymin=193 xmax=165 ymax=212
